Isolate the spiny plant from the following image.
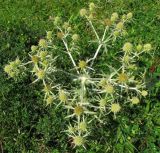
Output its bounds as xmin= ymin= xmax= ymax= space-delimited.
xmin=4 ymin=2 xmax=154 ymax=149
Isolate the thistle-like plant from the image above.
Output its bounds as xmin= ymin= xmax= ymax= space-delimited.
xmin=4 ymin=2 xmax=154 ymax=148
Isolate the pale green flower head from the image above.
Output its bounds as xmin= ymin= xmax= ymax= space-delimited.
xmin=111 ymin=12 xmax=119 ymax=22
xmin=143 ymin=43 xmax=152 ymax=52
xmin=73 ymin=136 xmax=84 ymax=146
xmin=80 ymin=8 xmax=87 ymax=17
xmin=123 ymin=42 xmax=133 ymax=53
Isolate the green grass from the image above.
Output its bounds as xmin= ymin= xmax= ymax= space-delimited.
xmin=0 ymin=0 xmax=160 ymax=152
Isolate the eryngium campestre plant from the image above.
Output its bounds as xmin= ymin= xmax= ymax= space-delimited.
xmin=4 ymin=2 xmax=154 ymax=148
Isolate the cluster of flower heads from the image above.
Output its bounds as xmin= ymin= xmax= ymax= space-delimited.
xmin=4 ymin=2 xmax=153 ymax=148
xmin=4 ymin=58 xmax=25 ymax=78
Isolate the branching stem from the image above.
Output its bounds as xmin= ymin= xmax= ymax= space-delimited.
xmin=87 ymin=18 xmax=100 ymax=42
xmin=62 ymin=39 xmax=79 ymax=74
xmin=89 ymin=26 xmax=109 ymax=67
xmin=57 ymin=26 xmax=79 ymax=74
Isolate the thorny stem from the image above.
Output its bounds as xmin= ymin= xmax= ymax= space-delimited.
xmin=111 ymin=81 xmax=141 ymax=93
xmin=87 ymin=18 xmax=100 ymax=42
xmin=90 ymin=26 xmax=109 ymax=67
xmin=80 ymin=82 xmax=86 ymax=104
xmin=90 ymin=43 xmax=103 ymax=67
xmin=62 ymin=39 xmax=79 ymax=74
xmin=57 ymin=26 xmax=79 ymax=74
xmin=102 ymin=26 xmax=108 ymax=41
